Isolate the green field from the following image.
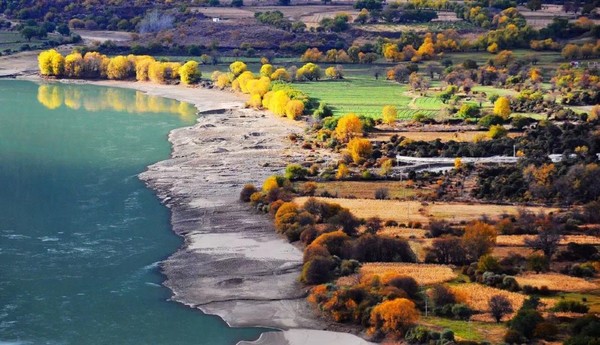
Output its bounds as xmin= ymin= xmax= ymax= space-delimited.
xmin=293 ymin=75 xmax=444 ymax=119
xmin=422 ymin=316 xmax=506 ymax=343
xmin=0 ymin=31 xmax=59 ymax=53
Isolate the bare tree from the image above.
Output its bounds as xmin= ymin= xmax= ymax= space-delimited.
xmin=524 ymin=216 xmax=562 ymax=262
xmin=489 ymin=295 xmax=513 ymax=323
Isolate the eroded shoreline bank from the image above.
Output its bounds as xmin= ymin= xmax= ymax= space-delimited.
xmin=1 ymin=53 xmax=373 ymax=343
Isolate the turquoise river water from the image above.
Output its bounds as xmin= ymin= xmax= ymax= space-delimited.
xmin=0 ymin=80 xmax=266 ymax=344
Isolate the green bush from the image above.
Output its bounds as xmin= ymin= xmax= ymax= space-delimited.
xmin=552 ymin=300 xmax=589 ymax=313
xmin=285 ymin=164 xmax=308 ymax=180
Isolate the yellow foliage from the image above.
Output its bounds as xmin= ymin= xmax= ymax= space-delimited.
xmin=493 ymin=96 xmax=511 ymax=119
xmin=271 ymin=68 xmax=291 ymax=82
xmin=216 ymin=73 xmax=230 ymax=89
xmin=50 ymin=52 xmax=65 ymax=77
xmin=347 ymin=138 xmax=372 ymax=163
xmin=262 ymin=175 xmax=280 ymax=193
xmin=64 ymin=52 xmax=83 ymax=78
xmin=463 ymin=221 xmax=497 ymax=259
xmin=487 ymin=42 xmax=499 ymax=54
xmin=235 ymin=71 xmax=256 ymax=94
xmin=179 ymin=60 xmax=201 ymax=85
xmin=530 ymin=68 xmax=542 ymax=83
xmin=38 ymin=49 xmax=58 ymax=76
xmin=382 ymin=105 xmax=398 ymax=125
xmin=284 ymin=99 xmax=304 ymax=120
xmin=325 ymin=66 xmax=343 ymax=80
xmin=417 ymin=34 xmax=435 ymax=58
xmin=454 ymin=157 xmax=463 ymax=170
xmin=267 ymin=90 xmax=290 ymax=116
xmin=336 ymin=163 xmax=349 ymax=179
xmin=135 ymin=57 xmax=154 ymax=81
xmin=246 ymin=76 xmax=270 ymax=97
xmin=369 ymin=298 xmax=418 ymax=337
xmin=148 ymin=61 xmax=167 ymax=84
xmin=229 ymin=61 xmax=247 ymax=78
xmin=260 ymin=64 xmax=274 ymax=77
xmin=107 ymin=56 xmax=131 ymax=80
xmin=335 ymin=113 xmax=363 ymax=141
xmin=247 ymin=94 xmax=263 ymax=109
xmin=83 ymin=52 xmax=109 ymax=78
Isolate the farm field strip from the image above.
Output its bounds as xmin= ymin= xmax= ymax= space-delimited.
xmin=515 ymin=273 xmax=599 ymax=292
xmin=293 ymin=197 xmax=557 ymax=224
xmin=360 ymin=262 xmax=458 ymax=285
xmin=496 ymin=234 xmax=600 ymax=246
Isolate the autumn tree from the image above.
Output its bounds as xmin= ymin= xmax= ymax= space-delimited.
xmin=267 ymin=90 xmax=290 ymax=116
xmin=347 ymin=138 xmax=373 ymax=163
xmin=260 ymin=63 xmax=274 ymax=77
xmin=135 ymin=57 xmax=154 ymax=81
xmin=487 ymin=42 xmax=499 ymax=54
xmin=284 ymin=99 xmax=304 ymax=120
xmin=462 ymin=220 xmax=497 ymax=261
xmin=63 ymin=52 xmax=83 ymax=78
xmin=325 ymin=66 xmax=343 ymax=80
xmin=335 ymin=113 xmax=363 ymax=141
xmin=369 ymin=298 xmax=419 ymax=337
xmin=107 ymin=56 xmax=132 ymax=80
xmin=382 ymin=105 xmax=398 ymax=125
xmin=179 ymin=60 xmax=201 ymax=85
xmin=296 ymin=63 xmax=322 ymax=81
xmin=229 ymin=61 xmax=247 ymax=78
xmin=493 ymin=96 xmax=511 ymax=119
xmin=417 ymin=34 xmax=435 ymax=59
xmin=148 ymin=61 xmax=167 ymax=84
xmin=271 ymin=68 xmax=291 ymax=81
xmin=38 ymin=49 xmax=61 ymax=76
xmin=489 ymin=295 xmax=513 ymax=323
xmin=493 ymin=50 xmax=514 ymax=67
xmin=336 ymin=163 xmax=349 ymax=179
xmin=45 ymin=51 xmax=63 ymax=77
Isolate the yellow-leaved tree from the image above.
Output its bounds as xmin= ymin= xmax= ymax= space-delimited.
xmin=335 ymin=113 xmax=363 ymax=142
xmin=347 ymin=137 xmax=372 ymax=163
xmin=148 ymin=61 xmax=167 ymax=84
xmin=382 ymin=105 xmax=398 ymax=125
xmin=284 ymin=100 xmax=304 ymax=120
xmin=463 ymin=220 xmax=497 ymax=261
xmin=38 ymin=49 xmax=60 ymax=76
xmin=64 ymin=52 xmax=83 ymax=78
xmin=271 ymin=68 xmax=291 ymax=82
xmin=260 ymin=64 xmax=274 ymax=78
xmin=336 ymin=163 xmax=349 ymax=179
xmin=107 ymin=56 xmax=131 ymax=80
xmin=268 ymin=90 xmax=291 ymax=116
xmin=369 ymin=298 xmax=419 ymax=337
xmin=229 ymin=61 xmax=247 ymax=78
xmin=179 ymin=60 xmax=201 ymax=85
xmin=493 ymin=96 xmax=511 ymax=119
xmin=135 ymin=56 xmax=155 ymax=81
xmin=50 ymin=52 xmax=65 ymax=77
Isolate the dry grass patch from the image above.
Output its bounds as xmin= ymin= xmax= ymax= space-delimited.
xmin=361 ymin=263 xmax=457 ymax=285
xmin=491 ymin=246 xmax=535 ymax=258
xmin=378 ymin=227 xmax=428 ymax=239
xmin=311 ymin=181 xmax=423 ymax=199
xmin=294 ymin=197 xmax=429 ymax=224
xmin=294 ymin=197 xmax=557 ymax=226
xmin=515 ymin=273 xmax=599 ymax=292
xmin=451 ymin=284 xmax=527 ymax=313
xmin=496 ymin=235 xmax=600 ymax=246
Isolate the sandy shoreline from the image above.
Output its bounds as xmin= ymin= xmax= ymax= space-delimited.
xmin=1 ymin=51 xmax=373 ymax=345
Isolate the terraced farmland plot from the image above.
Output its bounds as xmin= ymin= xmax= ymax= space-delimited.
xmin=293 ymin=77 xmax=443 ymax=119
